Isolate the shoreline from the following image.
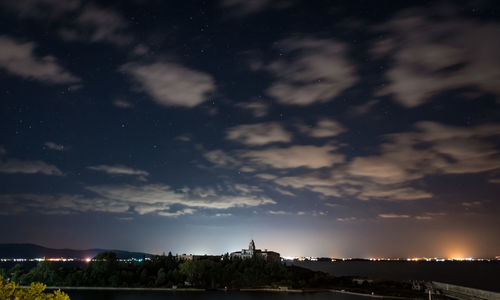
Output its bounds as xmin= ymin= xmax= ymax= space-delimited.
xmin=329 ymin=289 xmax=410 ymax=299
xmin=34 ymin=286 xmax=206 ymax=292
xmin=37 ymin=286 xmax=410 ymax=297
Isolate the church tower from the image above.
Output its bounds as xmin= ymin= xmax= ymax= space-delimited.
xmin=249 ymin=239 xmax=256 ymax=254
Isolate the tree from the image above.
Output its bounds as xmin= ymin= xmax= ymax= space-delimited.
xmin=155 ymin=268 xmax=166 ymax=286
xmin=0 ymin=275 xmax=69 ymax=300
xmin=8 ymin=264 xmax=25 ymax=283
xmin=20 ymin=261 xmax=61 ymax=286
xmin=83 ymin=251 xmax=118 ymax=286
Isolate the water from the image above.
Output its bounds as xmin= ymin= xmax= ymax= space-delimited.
xmin=66 ymin=291 xmax=369 ymax=300
xmin=288 ymin=261 xmax=500 ymax=292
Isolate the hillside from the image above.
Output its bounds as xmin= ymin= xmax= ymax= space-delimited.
xmin=0 ymin=243 xmax=151 ymax=259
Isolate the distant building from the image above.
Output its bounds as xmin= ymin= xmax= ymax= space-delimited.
xmin=230 ymin=239 xmax=280 ymax=262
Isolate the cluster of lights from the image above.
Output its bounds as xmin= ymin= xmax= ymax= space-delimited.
xmin=281 ymin=257 xmax=499 ymax=262
xmin=1 ymin=256 xmax=498 ymax=263
xmin=0 ymin=258 xmax=75 ymax=262
xmin=0 ymin=257 xmax=151 ymax=263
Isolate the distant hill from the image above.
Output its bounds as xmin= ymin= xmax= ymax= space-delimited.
xmin=0 ymin=243 xmax=152 ymax=259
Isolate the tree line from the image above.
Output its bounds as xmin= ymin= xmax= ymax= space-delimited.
xmin=0 ymin=252 xmax=337 ymax=289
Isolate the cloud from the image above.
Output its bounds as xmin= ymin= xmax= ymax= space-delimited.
xmin=375 ymin=7 xmax=500 ymax=107
xmin=415 ymin=212 xmax=446 ymax=220
xmin=0 ymin=159 xmax=63 ymax=175
xmin=462 ymin=201 xmax=482 ymax=207
xmin=297 ymin=118 xmax=346 ymax=138
xmin=270 ymin=121 xmax=499 ymax=202
xmin=337 ymin=217 xmax=357 ymax=222
xmin=239 ymin=166 xmax=256 ymax=173
xmin=267 ymin=210 xmax=290 ymax=215
xmin=158 ymin=208 xmax=195 ymax=218
xmin=241 ymin=144 xmax=344 ymax=169
xmin=489 ymin=178 xmax=500 ymax=184
xmin=378 ymin=214 xmax=410 ymax=219
xmin=0 ymin=194 xmax=129 ymax=215
xmin=87 ymin=164 xmax=149 ymax=178
xmin=0 ymin=36 xmax=80 ymax=84
xmin=233 ymin=184 xmax=263 ymax=195
xmin=0 ymin=146 xmax=6 ymax=156
xmin=132 ymin=44 xmax=149 ymax=56
xmin=0 ymin=0 xmax=81 ymax=19
xmin=274 ymin=187 xmax=295 ymax=196
xmin=236 ymin=101 xmax=270 ymax=117
xmin=175 ymin=135 xmax=192 ymax=142
xmin=221 ymin=0 xmax=293 ymax=16
xmin=86 ymin=184 xmax=276 ymax=212
xmin=348 ymin=121 xmax=500 ymax=184
xmin=113 ymin=99 xmax=134 ymax=109
xmin=261 ymin=37 xmax=357 ymax=105
xmin=350 ymin=100 xmax=378 ymax=116
xmin=44 ymin=141 xmax=68 ymax=151
xmin=226 ymin=122 xmax=292 ymax=146
xmin=203 ymin=150 xmax=240 ymax=168
xmin=121 ymin=61 xmax=215 ymax=107
xmin=59 ymin=5 xmax=132 ymax=45
xmin=356 ymin=185 xmax=432 ymax=201
xmin=255 ymin=173 xmax=277 ymax=180
xmin=215 ymin=213 xmax=232 ymax=217
xmin=0 ymin=182 xmax=276 ymax=216
xmin=269 ymin=121 xmax=500 ymax=202
xmin=273 ymin=167 xmax=433 ymax=202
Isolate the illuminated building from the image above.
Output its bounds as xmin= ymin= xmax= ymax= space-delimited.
xmin=230 ymin=239 xmax=280 ymax=262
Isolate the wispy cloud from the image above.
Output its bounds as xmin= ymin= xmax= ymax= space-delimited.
xmin=378 ymin=214 xmax=410 ymax=219
xmin=267 ymin=210 xmax=289 ymax=215
xmin=226 ymin=122 xmax=292 ymax=146
xmin=0 ymin=159 xmax=63 ymax=175
xmin=113 ymin=99 xmax=134 ymax=109
xmin=203 ymin=150 xmax=240 ymax=168
xmin=297 ymin=118 xmax=346 ymax=138
xmin=87 ymin=164 xmax=149 ymax=179
xmin=0 ymin=183 xmax=276 ymax=216
xmin=44 ymin=141 xmax=68 ymax=151
xmin=158 ymin=208 xmax=195 ymax=218
xmin=240 ymin=144 xmax=344 ymax=169
xmin=337 ymin=217 xmax=357 ymax=222
xmin=236 ymin=101 xmax=270 ymax=117
xmin=86 ymin=184 xmax=276 ymax=212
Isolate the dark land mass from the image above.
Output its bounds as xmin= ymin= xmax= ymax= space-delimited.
xmin=0 ymin=251 xmax=424 ymax=298
xmin=0 ymin=243 xmax=151 ymax=260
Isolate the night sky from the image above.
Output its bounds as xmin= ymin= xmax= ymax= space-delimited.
xmin=1 ymin=0 xmax=500 ymax=258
